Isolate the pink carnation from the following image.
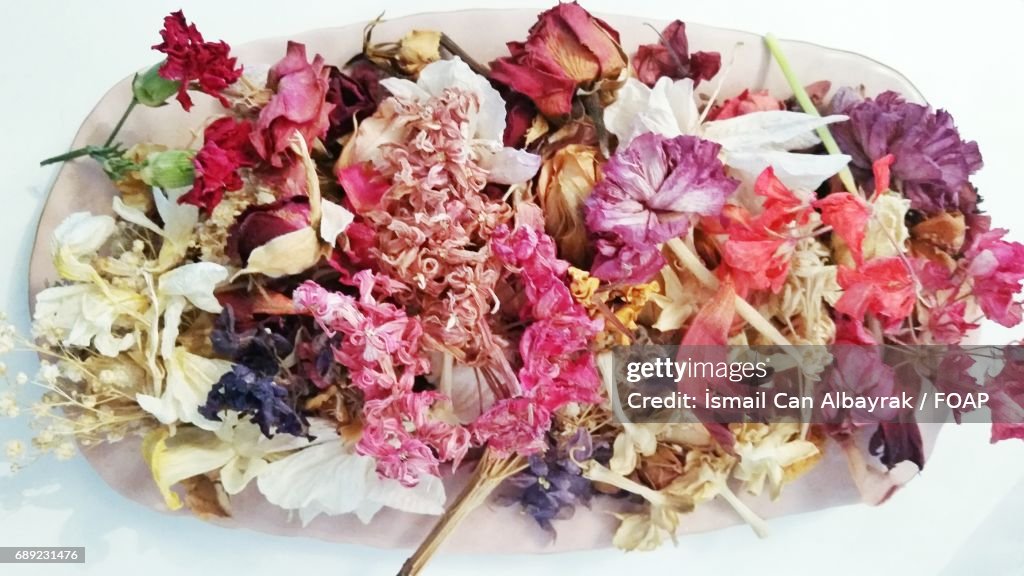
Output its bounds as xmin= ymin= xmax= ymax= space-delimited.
xmin=964 ymin=229 xmax=1024 ymax=327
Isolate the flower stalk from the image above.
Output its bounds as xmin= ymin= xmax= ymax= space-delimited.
xmin=763 ymin=34 xmax=858 ymax=196
xmin=40 ymin=98 xmax=138 ymax=167
xmin=397 ymin=448 xmax=526 ymax=576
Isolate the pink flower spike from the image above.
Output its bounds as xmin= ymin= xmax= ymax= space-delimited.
xmin=471 ymin=398 xmax=551 ymax=458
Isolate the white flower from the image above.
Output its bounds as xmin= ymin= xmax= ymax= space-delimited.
xmin=135 ymin=348 xmax=232 ymax=429
xmin=33 ymin=284 xmax=143 ymax=357
xmin=113 ymin=187 xmax=198 ymax=269
xmin=54 ymin=442 xmax=76 ymax=461
xmin=143 ymin=418 xmax=326 ymax=510
xmin=256 ymin=431 xmax=446 ymax=525
xmin=50 ymin=212 xmax=117 ymax=282
xmin=374 ymin=58 xmax=541 ymax=185
xmin=136 ymin=262 xmax=230 ymax=427
xmin=38 ymin=362 xmax=60 ymax=385
xmin=604 ymin=77 xmax=852 ymax=191
xmin=5 ymin=439 xmax=24 ymax=460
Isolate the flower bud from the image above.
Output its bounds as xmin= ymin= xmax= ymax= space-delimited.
xmin=132 ymin=62 xmax=181 ymax=107
xmin=140 ymin=150 xmax=196 ymax=189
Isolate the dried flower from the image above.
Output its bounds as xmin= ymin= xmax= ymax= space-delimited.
xmin=490 ymin=1 xmax=627 ymax=117
xmin=585 ymin=133 xmax=737 ymax=284
xmin=179 ymin=117 xmax=258 ymax=213
xmin=200 ymin=364 xmax=308 ymax=438
xmin=707 ymin=89 xmax=783 ymax=121
xmin=251 ymin=42 xmax=334 ymax=167
xmin=536 ymin=144 xmax=602 ymax=265
xmin=964 ymin=228 xmax=1024 ymax=327
xmin=632 ymin=20 xmax=721 ymax=88
xmin=830 ymin=89 xmax=983 ymax=214
xmin=149 ymin=11 xmax=243 ymax=110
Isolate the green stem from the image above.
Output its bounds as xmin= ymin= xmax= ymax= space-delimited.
xmin=40 ymin=147 xmax=95 ymax=166
xmin=764 ymin=34 xmax=858 ymax=196
xmin=104 ymin=97 xmax=139 ymax=147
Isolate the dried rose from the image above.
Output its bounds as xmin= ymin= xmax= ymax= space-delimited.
xmin=146 ymin=10 xmax=243 ymax=110
xmin=365 ymin=29 xmax=443 ymax=76
xmin=228 ymin=198 xmax=311 ymax=264
xmin=490 ymin=1 xmax=627 ymax=117
xmin=251 ymin=42 xmax=335 ymax=167
xmin=536 ymin=144 xmax=602 ymax=265
xmin=632 ymin=20 xmax=721 ymax=88
xmin=325 ymin=62 xmax=387 ymax=146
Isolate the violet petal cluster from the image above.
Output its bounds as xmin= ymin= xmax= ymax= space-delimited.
xmin=584 ymin=133 xmax=737 ymax=284
xmin=830 ymin=89 xmax=983 ymax=214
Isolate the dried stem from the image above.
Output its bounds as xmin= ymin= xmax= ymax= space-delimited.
xmin=397 ymin=448 xmax=526 ymax=576
xmin=763 ymin=34 xmax=858 ymax=196
xmin=440 ymin=33 xmax=490 ymax=77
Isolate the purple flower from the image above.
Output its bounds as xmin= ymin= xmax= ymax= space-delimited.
xmin=830 ymin=89 xmax=983 ymax=215
xmin=500 ymin=429 xmax=604 ymax=536
xmin=584 ymin=133 xmax=737 ymax=284
xmin=200 ymin=365 xmax=308 ymax=438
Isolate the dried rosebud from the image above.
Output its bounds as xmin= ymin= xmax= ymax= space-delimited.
xmin=363 ymin=21 xmax=443 ymax=76
xmin=139 ymin=149 xmax=196 ymax=190
xmin=490 ymin=1 xmax=627 ymax=117
xmin=632 ymin=20 xmax=721 ymax=88
xmin=325 ymin=62 xmax=388 ymax=147
xmin=227 ymin=198 xmax=311 ymax=264
xmin=707 ymin=89 xmax=784 ymax=121
xmin=536 ymin=144 xmax=602 ymax=265
xmin=251 ymin=42 xmax=334 ymax=167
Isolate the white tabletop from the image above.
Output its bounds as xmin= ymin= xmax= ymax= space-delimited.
xmin=1 ymin=1 xmax=1023 ymax=574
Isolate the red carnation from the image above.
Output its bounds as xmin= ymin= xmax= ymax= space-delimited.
xmin=179 ymin=117 xmax=258 ymax=213
xmin=152 ymin=11 xmax=243 ymax=111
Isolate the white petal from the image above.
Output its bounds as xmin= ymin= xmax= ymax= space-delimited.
xmin=415 ymin=58 xmax=506 ymax=142
xmin=319 ymin=199 xmax=355 ymax=248
xmin=379 ymin=78 xmax=430 ymax=103
xmin=703 ymin=111 xmax=848 ymax=152
xmin=113 ymin=197 xmax=163 ymax=235
xmin=159 ymin=262 xmax=229 ymax=313
xmin=724 ymin=150 xmax=852 ymax=192
xmin=604 ymin=78 xmax=699 ymax=147
xmin=139 ymin=347 xmax=232 ymax=427
xmin=51 ymin=212 xmax=117 ymax=258
xmin=480 ymin=147 xmax=542 ymax=185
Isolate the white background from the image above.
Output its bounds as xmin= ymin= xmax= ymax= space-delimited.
xmin=2 ymin=1 xmax=1023 ymax=575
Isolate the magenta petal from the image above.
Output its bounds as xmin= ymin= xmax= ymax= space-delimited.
xmin=336 ymin=162 xmax=391 ymax=214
